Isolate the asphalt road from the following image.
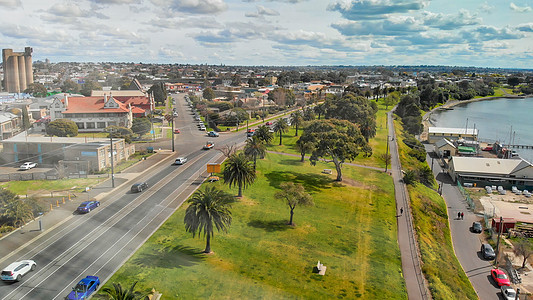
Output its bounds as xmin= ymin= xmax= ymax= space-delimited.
xmin=0 ymin=94 xmax=247 ymax=300
xmin=426 ymin=146 xmax=499 ymax=300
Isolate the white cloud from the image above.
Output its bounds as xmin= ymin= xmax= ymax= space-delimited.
xmin=0 ymin=0 xmax=21 ymax=8
xmin=478 ymin=2 xmax=494 ymax=13
xmin=510 ymin=3 xmax=532 ymax=13
xmin=332 ymin=16 xmax=424 ymax=36
xmin=421 ymin=10 xmax=481 ymax=30
xmin=153 ymin=0 xmax=228 ymax=14
xmin=328 ymin=0 xmax=428 ymax=20
xmin=516 ymin=23 xmax=533 ymax=32
xmin=246 ymin=5 xmax=280 ymax=18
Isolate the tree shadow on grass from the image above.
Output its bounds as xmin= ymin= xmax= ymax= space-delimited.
xmin=247 ymin=219 xmax=292 ymax=232
xmin=279 ymin=159 xmax=304 ymax=166
xmin=132 ymin=245 xmax=206 ymax=269
xmin=264 ymin=171 xmax=332 ymax=192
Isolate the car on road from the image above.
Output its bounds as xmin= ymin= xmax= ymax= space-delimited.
xmin=19 ymin=162 xmax=37 ymax=170
xmin=207 ymin=175 xmax=220 ymax=182
xmin=491 ymin=268 xmax=511 ymax=286
xmin=199 ymin=126 xmax=206 ymax=131
xmin=174 ymin=157 xmax=187 ymax=165
xmin=203 ymin=141 xmax=215 ymax=150
xmin=1 ymin=260 xmax=36 ymax=282
xmin=501 ymin=285 xmax=517 ymax=300
xmin=76 ymin=200 xmax=100 ymax=213
xmin=66 ymin=276 xmax=100 ymax=300
xmin=265 ymin=121 xmax=273 ymax=125
xmin=246 ymin=129 xmax=255 ymax=137
xmin=471 ymin=221 xmax=483 ymax=233
xmin=131 ymin=182 xmax=149 ymax=193
xmin=174 ymin=129 xmax=181 ymax=134
xmin=207 ymin=131 xmax=219 ymax=137
xmin=481 ymin=243 xmax=496 ymax=260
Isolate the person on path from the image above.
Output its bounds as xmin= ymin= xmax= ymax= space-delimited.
xmin=461 ymin=212 xmax=464 ymax=220
xmin=458 ymin=212 xmax=461 ymax=220
xmin=400 ymin=207 xmax=403 ymax=215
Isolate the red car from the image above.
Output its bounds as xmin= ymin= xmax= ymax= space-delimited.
xmin=265 ymin=121 xmax=273 ymax=125
xmin=174 ymin=129 xmax=181 ymax=134
xmin=491 ymin=268 xmax=511 ymax=286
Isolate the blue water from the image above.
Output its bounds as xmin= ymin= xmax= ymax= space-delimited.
xmin=429 ymin=97 xmax=533 ymax=163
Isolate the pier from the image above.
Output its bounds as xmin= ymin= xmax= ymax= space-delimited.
xmin=509 ymin=144 xmax=533 ymax=149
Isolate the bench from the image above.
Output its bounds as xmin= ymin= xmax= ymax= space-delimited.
xmin=316 ymin=261 xmax=327 ymax=275
xmin=322 ymin=169 xmax=332 ymax=174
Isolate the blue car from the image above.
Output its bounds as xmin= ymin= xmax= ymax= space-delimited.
xmin=76 ymin=201 xmax=100 ymax=214
xmin=66 ymin=276 xmax=100 ymax=299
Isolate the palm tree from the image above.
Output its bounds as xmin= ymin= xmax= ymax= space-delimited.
xmin=184 ymin=186 xmax=234 ymax=253
xmin=254 ymin=125 xmax=274 ymax=145
xmin=243 ymin=136 xmax=266 ymax=170
xmin=273 ymin=118 xmax=289 ymax=145
xmin=101 ymin=281 xmax=151 ymax=300
xmin=1 ymin=198 xmax=34 ymax=228
xmin=223 ymin=153 xmax=256 ymax=197
xmin=290 ymin=111 xmax=303 ymax=136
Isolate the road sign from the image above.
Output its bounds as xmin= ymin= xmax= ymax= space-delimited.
xmin=207 ymin=163 xmax=221 ymax=173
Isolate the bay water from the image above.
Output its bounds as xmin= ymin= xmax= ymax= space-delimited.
xmin=429 ymin=97 xmax=533 ymax=163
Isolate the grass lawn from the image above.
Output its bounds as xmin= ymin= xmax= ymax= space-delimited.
xmin=0 ymin=178 xmax=105 ymax=195
xmin=101 ymin=152 xmax=406 ymax=299
xmin=394 ymin=119 xmax=477 ymax=299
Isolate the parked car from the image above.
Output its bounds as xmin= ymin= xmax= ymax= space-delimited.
xmin=471 ymin=221 xmax=483 ymax=233
xmin=19 ymin=162 xmax=37 ymax=170
xmin=246 ymin=129 xmax=255 ymax=137
xmin=491 ymin=268 xmax=511 ymax=286
xmin=501 ymin=285 xmax=517 ymax=300
xmin=174 ymin=157 xmax=187 ymax=165
xmin=199 ymin=126 xmax=206 ymax=131
xmin=207 ymin=176 xmax=220 ymax=182
xmin=130 ymin=182 xmax=149 ymax=193
xmin=265 ymin=121 xmax=273 ymax=125
xmin=66 ymin=276 xmax=100 ymax=300
xmin=203 ymin=141 xmax=215 ymax=150
xmin=76 ymin=201 xmax=100 ymax=214
xmin=174 ymin=129 xmax=181 ymax=134
xmin=207 ymin=131 xmax=219 ymax=137
xmin=1 ymin=260 xmax=36 ymax=282
xmin=481 ymin=243 xmax=496 ymax=260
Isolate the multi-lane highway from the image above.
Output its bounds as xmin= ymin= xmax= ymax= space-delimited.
xmin=0 ymin=94 xmax=246 ymax=299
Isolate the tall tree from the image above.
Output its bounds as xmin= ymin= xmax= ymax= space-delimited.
xmin=514 ymin=238 xmax=533 ymax=268
xmin=296 ymin=138 xmax=313 ymax=162
xmin=131 ymin=118 xmax=151 ymax=137
xmin=0 ymin=189 xmax=34 ymax=228
xmin=223 ymin=153 xmax=256 ymax=197
xmin=101 ymin=281 xmax=151 ymax=300
xmin=243 ymin=136 xmax=266 ymax=170
xmin=275 ymin=182 xmax=313 ymax=226
xmin=313 ymin=103 xmax=326 ymax=120
xmin=24 ymin=83 xmax=47 ymax=97
xmin=254 ymin=125 xmax=274 ymax=145
xmin=61 ymin=80 xmax=81 ymax=94
xmin=273 ymin=118 xmax=289 ymax=146
xmin=202 ymin=87 xmax=215 ymax=101
xmin=298 ymin=119 xmax=371 ymax=181
xmin=80 ymin=80 xmax=102 ymax=96
xmin=290 ymin=111 xmax=303 ymax=136
xmin=147 ymin=82 xmax=167 ymax=106
xmin=47 ymin=119 xmax=78 ymax=137
xmin=184 ymin=186 xmax=234 ymax=253
xmin=21 ymin=106 xmax=31 ymax=130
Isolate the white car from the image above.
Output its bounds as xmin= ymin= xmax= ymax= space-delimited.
xmin=1 ymin=260 xmax=36 ymax=281
xmin=501 ymin=285 xmax=517 ymax=300
xmin=174 ymin=157 xmax=187 ymax=165
xmin=19 ymin=162 xmax=37 ymax=170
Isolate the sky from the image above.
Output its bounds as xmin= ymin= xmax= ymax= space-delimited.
xmin=0 ymin=0 xmax=532 ymax=68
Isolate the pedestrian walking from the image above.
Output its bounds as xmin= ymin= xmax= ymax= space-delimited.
xmin=458 ymin=212 xmax=461 ymax=219
xmin=400 ymin=207 xmax=403 ymax=215
xmin=461 ymin=212 xmax=464 ymax=220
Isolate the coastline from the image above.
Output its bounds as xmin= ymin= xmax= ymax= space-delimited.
xmin=421 ymin=93 xmax=531 ymax=141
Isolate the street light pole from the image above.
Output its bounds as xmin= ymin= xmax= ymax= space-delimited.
xmin=385 ymin=135 xmax=389 ymax=173
xmin=495 ymin=216 xmax=504 ymax=266
xmin=109 ymin=131 xmax=115 ymax=188
xmin=172 ymin=111 xmax=177 ymax=152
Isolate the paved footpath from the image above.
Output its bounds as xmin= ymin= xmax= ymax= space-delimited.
xmin=387 ymin=110 xmax=431 ymax=299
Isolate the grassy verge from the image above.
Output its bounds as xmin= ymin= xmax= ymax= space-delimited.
xmin=394 ymin=119 xmax=477 ymax=299
xmin=0 ymin=178 xmax=104 ymax=194
xmin=100 ymin=152 xmax=406 ymax=299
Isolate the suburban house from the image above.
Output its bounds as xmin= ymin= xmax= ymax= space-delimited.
xmin=428 ymin=127 xmax=478 ymax=144
xmin=0 ymin=112 xmax=21 ymax=140
xmin=49 ymin=94 xmax=133 ymax=132
xmin=447 ymin=156 xmax=533 ymax=189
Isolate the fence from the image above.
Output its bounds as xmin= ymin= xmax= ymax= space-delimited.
xmin=457 ymin=181 xmax=475 ymax=210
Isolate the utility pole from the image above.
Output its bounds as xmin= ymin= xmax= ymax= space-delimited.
xmin=172 ymin=111 xmax=177 ymax=152
xmin=109 ymin=131 xmax=115 ymax=188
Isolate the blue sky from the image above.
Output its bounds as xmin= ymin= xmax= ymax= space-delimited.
xmin=0 ymin=0 xmax=532 ymax=68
